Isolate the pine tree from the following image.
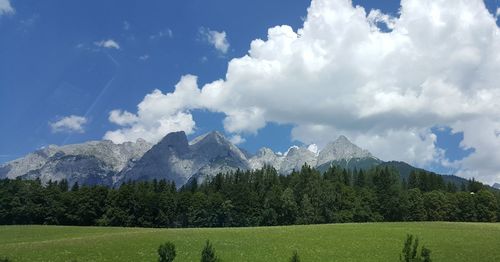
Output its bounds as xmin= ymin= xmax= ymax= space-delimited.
xmin=404 ymin=189 xmax=426 ymax=221
xmin=200 ymin=240 xmax=219 ymax=262
xmin=280 ymin=188 xmax=298 ymax=225
xmin=297 ymin=194 xmax=315 ymax=224
xmin=399 ymin=234 xmax=432 ymax=262
xmin=158 ymin=241 xmax=176 ymax=262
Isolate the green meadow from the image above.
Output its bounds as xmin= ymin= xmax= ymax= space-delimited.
xmin=1 ymin=222 xmax=499 ymax=261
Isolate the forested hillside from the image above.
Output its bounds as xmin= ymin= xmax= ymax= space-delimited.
xmin=1 ymin=165 xmax=498 ymax=227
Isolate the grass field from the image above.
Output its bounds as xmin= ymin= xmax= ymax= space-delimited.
xmin=1 ymin=222 xmax=500 ymax=261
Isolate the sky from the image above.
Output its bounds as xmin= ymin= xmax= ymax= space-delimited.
xmin=1 ymin=0 xmax=500 ymax=184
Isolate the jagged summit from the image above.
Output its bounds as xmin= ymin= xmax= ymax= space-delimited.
xmin=249 ymin=147 xmax=282 ymax=170
xmin=336 ymin=135 xmax=349 ymax=142
xmin=189 ymin=130 xmax=225 ymax=145
xmin=120 ymin=130 xmax=248 ymax=187
xmin=317 ymin=135 xmax=374 ymax=166
xmin=279 ymin=146 xmax=317 ymax=174
xmin=157 ymin=131 xmax=189 ymax=155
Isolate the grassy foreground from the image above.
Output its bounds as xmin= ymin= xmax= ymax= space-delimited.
xmin=1 ymin=222 xmax=499 ymax=261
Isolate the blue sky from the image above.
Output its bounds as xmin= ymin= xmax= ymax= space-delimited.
xmin=1 ymin=0 xmax=500 ymax=183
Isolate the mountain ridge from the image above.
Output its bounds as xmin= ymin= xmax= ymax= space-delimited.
xmin=0 ymin=131 xmax=473 ymax=188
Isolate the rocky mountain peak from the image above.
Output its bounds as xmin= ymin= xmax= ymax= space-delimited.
xmin=317 ymin=135 xmax=373 ymax=166
xmin=256 ymin=147 xmax=276 ymax=157
xmin=336 ymin=135 xmax=349 ymax=143
xmin=279 ymin=146 xmax=317 ymax=174
xmin=190 ymin=131 xmax=226 ymax=146
xmin=156 ymin=131 xmax=189 ymax=155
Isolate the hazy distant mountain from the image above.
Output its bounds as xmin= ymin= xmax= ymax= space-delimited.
xmin=0 ymin=130 xmax=475 ymax=188
xmin=493 ymin=183 xmax=500 ymax=189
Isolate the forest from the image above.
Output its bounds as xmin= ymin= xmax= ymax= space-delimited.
xmin=0 ymin=165 xmax=498 ymax=227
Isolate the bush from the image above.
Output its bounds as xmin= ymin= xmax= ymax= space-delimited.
xmin=400 ymin=234 xmax=432 ymax=262
xmin=290 ymin=250 xmax=301 ymax=262
xmin=201 ymin=240 xmax=219 ymax=262
xmin=158 ymin=241 xmax=176 ymax=262
xmin=0 ymin=258 xmax=12 ymax=262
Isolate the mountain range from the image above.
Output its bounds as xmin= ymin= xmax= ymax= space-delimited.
xmin=0 ymin=131 xmax=481 ymax=188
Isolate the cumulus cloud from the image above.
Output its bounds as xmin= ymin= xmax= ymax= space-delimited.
xmin=0 ymin=0 xmax=14 ymax=15
xmin=94 ymin=39 xmax=120 ymax=49
xmin=367 ymin=9 xmax=396 ymax=31
xmin=50 ymin=115 xmax=87 ymax=133
xmin=229 ymin=135 xmax=246 ymax=145
xmin=200 ymin=28 xmax=230 ymax=54
xmin=104 ymin=75 xmax=200 ymax=144
xmin=106 ymin=0 xmax=500 ymax=183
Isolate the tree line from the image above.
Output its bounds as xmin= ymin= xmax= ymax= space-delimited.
xmin=0 ymin=165 xmax=498 ymax=227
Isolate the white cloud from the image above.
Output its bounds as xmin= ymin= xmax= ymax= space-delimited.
xmin=150 ymin=29 xmax=173 ymax=40
xmin=139 ymin=54 xmax=150 ymax=61
xmin=496 ymin=8 xmax=500 ymax=19
xmin=0 ymin=0 xmax=14 ymax=15
xmin=106 ymin=0 xmax=500 ymax=183
xmin=104 ymin=75 xmax=200 ymax=144
xmin=94 ymin=39 xmax=120 ymax=50
xmin=200 ymin=28 xmax=230 ymax=54
xmin=367 ymin=9 xmax=396 ymax=31
xmin=229 ymin=135 xmax=246 ymax=145
xmin=50 ymin=115 xmax=87 ymax=134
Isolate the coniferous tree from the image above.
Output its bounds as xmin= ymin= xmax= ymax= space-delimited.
xmin=404 ymin=189 xmax=426 ymax=221
xmin=200 ymin=240 xmax=219 ymax=262
xmin=297 ymin=194 xmax=315 ymax=224
xmin=158 ymin=241 xmax=176 ymax=262
xmin=400 ymin=234 xmax=432 ymax=262
xmin=280 ymin=188 xmax=298 ymax=225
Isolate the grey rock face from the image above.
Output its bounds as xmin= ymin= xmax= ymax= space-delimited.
xmin=119 ymin=131 xmax=249 ymax=187
xmin=249 ymin=147 xmax=283 ymax=170
xmin=0 ymin=139 xmax=152 ymax=185
xmin=1 ymin=130 xmax=379 ymax=188
xmin=118 ymin=131 xmax=192 ymax=186
xmin=279 ymin=146 xmax=317 ymax=174
xmin=21 ymin=154 xmax=115 ymax=186
xmin=317 ymin=135 xmax=373 ymax=166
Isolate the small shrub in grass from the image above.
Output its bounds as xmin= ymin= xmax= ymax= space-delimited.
xmin=400 ymin=234 xmax=432 ymax=262
xmin=290 ymin=250 xmax=301 ymax=262
xmin=158 ymin=241 xmax=176 ymax=262
xmin=201 ymin=240 xmax=219 ymax=262
xmin=0 ymin=258 xmax=12 ymax=262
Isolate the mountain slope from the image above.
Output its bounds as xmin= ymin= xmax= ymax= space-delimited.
xmin=0 ymin=139 xmax=151 ymax=185
xmin=119 ymin=131 xmax=249 ymax=186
